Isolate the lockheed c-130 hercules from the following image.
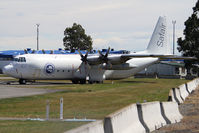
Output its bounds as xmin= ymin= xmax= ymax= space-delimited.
xmin=2 ymin=16 xmax=194 ymax=84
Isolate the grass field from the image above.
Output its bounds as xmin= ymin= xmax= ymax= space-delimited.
xmin=0 ymin=120 xmax=87 ymax=133
xmin=0 ymin=74 xmax=8 ymax=77
xmin=0 ymin=78 xmax=189 ymax=133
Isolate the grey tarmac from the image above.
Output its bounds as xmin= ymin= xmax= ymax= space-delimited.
xmin=0 ymin=84 xmax=58 ymax=99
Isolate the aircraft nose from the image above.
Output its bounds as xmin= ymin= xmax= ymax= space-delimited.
xmin=2 ymin=64 xmax=14 ymax=75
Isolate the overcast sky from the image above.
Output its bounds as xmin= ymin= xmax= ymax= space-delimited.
xmin=0 ymin=0 xmax=197 ymax=53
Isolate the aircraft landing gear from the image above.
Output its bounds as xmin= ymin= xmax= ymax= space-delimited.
xmin=19 ymin=79 xmax=26 ymax=84
xmin=88 ymin=80 xmax=103 ymax=84
xmin=71 ymin=79 xmax=86 ymax=84
xmin=79 ymin=79 xmax=86 ymax=84
xmin=72 ymin=80 xmax=79 ymax=84
xmin=71 ymin=79 xmax=103 ymax=84
xmin=88 ymin=81 xmax=94 ymax=84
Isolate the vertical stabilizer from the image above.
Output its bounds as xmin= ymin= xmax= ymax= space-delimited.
xmin=146 ymin=16 xmax=171 ymax=55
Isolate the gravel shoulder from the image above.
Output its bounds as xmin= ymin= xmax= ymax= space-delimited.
xmin=153 ymin=88 xmax=199 ymax=133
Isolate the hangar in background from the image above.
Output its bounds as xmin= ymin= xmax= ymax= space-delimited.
xmin=135 ymin=60 xmax=198 ymax=79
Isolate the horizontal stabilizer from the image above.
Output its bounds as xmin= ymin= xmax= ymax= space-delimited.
xmin=120 ymin=54 xmax=196 ymax=63
xmin=159 ymin=56 xmax=197 ymax=60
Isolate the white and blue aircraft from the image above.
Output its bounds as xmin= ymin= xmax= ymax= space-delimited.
xmin=0 ymin=48 xmax=128 ymax=74
xmin=2 ymin=16 xmax=188 ymax=84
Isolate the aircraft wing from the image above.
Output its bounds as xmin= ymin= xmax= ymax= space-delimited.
xmin=119 ymin=54 xmax=196 ymax=63
xmin=84 ymin=50 xmax=196 ymax=65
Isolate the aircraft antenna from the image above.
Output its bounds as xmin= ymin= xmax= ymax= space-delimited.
xmin=172 ymin=20 xmax=176 ymax=55
xmin=36 ymin=24 xmax=40 ymax=51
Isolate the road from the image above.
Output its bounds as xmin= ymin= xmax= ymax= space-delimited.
xmin=0 ymin=85 xmax=58 ymax=99
xmin=0 ymin=77 xmax=61 ymax=99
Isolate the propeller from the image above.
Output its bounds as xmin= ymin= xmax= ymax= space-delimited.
xmin=98 ymin=47 xmax=113 ymax=69
xmin=78 ymin=50 xmax=89 ymax=64
xmin=98 ymin=47 xmax=110 ymax=64
xmin=77 ymin=50 xmax=91 ymax=80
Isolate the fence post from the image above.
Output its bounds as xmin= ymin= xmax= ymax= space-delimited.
xmin=60 ymin=98 xmax=63 ymax=120
xmin=46 ymin=100 xmax=50 ymax=120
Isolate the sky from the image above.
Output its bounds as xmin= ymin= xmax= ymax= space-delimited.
xmin=0 ymin=0 xmax=197 ymax=53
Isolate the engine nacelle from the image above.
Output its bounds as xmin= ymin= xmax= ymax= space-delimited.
xmin=101 ymin=63 xmax=136 ymax=70
xmin=87 ymin=54 xmax=125 ymax=65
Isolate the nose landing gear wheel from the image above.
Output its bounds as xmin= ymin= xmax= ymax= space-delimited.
xmin=19 ymin=79 xmax=26 ymax=84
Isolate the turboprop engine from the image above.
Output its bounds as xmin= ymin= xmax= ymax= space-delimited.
xmin=101 ymin=63 xmax=136 ymax=70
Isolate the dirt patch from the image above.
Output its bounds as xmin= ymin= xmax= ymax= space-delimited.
xmin=153 ymin=89 xmax=199 ymax=133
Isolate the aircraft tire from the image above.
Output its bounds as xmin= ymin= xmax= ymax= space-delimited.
xmin=96 ymin=81 xmax=103 ymax=84
xmin=80 ymin=79 xmax=86 ymax=84
xmin=19 ymin=79 xmax=26 ymax=84
xmin=72 ymin=80 xmax=79 ymax=84
xmin=89 ymin=81 xmax=93 ymax=84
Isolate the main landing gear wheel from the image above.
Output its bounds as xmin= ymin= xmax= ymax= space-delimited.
xmin=72 ymin=79 xmax=86 ymax=84
xmin=79 ymin=79 xmax=86 ymax=84
xmin=88 ymin=81 xmax=103 ymax=84
xmin=19 ymin=79 xmax=26 ymax=84
xmin=96 ymin=81 xmax=103 ymax=84
xmin=72 ymin=80 xmax=79 ymax=84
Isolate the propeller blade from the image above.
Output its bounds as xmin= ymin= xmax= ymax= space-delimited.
xmin=98 ymin=50 xmax=103 ymax=57
xmin=98 ymin=47 xmax=110 ymax=63
xmin=105 ymin=47 xmax=110 ymax=57
xmin=78 ymin=50 xmax=89 ymax=63
xmin=78 ymin=49 xmax=84 ymax=58
xmin=85 ymin=51 xmax=88 ymax=59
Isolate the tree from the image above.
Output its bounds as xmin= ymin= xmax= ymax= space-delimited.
xmin=177 ymin=0 xmax=199 ymax=67
xmin=63 ymin=23 xmax=93 ymax=50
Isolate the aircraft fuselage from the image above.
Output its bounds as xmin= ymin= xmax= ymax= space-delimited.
xmin=3 ymin=54 xmax=159 ymax=82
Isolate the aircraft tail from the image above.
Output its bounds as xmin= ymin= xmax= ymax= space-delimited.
xmin=146 ymin=16 xmax=171 ymax=55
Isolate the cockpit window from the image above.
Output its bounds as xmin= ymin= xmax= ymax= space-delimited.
xmin=18 ymin=57 xmax=26 ymax=62
xmin=14 ymin=58 xmax=19 ymax=62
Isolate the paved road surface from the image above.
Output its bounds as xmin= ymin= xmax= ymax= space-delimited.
xmin=0 ymin=76 xmax=70 ymax=99
xmin=0 ymin=85 xmax=58 ymax=99
xmin=0 ymin=81 xmax=58 ymax=99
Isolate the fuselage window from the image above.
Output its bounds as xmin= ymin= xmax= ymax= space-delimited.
xmin=0 ymin=57 xmax=13 ymax=61
xmin=68 ymin=70 xmax=70 ymax=72
xmin=57 ymin=70 xmax=60 ymax=72
xmin=63 ymin=70 xmax=65 ymax=72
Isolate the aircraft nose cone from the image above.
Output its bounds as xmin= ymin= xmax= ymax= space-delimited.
xmin=2 ymin=64 xmax=14 ymax=75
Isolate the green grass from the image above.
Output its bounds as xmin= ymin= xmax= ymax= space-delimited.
xmin=0 ymin=74 xmax=9 ymax=77
xmin=0 ymin=78 xmax=189 ymax=133
xmin=0 ymin=120 xmax=87 ymax=133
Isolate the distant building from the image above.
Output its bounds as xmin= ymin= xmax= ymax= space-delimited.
xmin=135 ymin=60 xmax=198 ymax=79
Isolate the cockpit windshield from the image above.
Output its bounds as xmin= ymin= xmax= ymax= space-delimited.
xmin=13 ymin=58 xmax=18 ymax=62
xmin=14 ymin=57 xmax=26 ymax=62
